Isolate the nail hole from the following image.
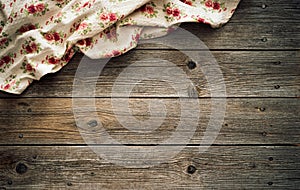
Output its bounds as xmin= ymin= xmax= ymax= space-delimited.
xmin=32 ymin=155 xmax=38 ymax=159
xmin=27 ymin=108 xmax=32 ymax=112
xmin=262 ymin=4 xmax=267 ymax=9
xmin=87 ymin=120 xmax=98 ymax=128
xmin=16 ymin=163 xmax=28 ymax=174
xmin=224 ymin=123 xmax=228 ymax=127
xmin=261 ymin=37 xmax=267 ymax=42
xmin=259 ymin=107 xmax=266 ymax=112
xmin=67 ymin=182 xmax=72 ymax=186
xmin=274 ymin=85 xmax=280 ymax=89
xmin=268 ymin=157 xmax=273 ymax=161
xmin=187 ymin=165 xmax=197 ymax=174
xmin=268 ymin=182 xmax=273 ymax=186
xmin=19 ymin=134 xmax=23 ymax=138
xmin=187 ymin=60 xmax=197 ymax=70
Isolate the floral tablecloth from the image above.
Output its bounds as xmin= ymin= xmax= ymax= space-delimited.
xmin=0 ymin=0 xmax=240 ymax=94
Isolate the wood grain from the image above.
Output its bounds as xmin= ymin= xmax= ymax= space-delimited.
xmin=232 ymin=0 xmax=300 ymax=23
xmin=0 ymin=0 xmax=299 ymax=189
xmin=0 ymin=146 xmax=298 ymax=189
xmin=0 ymin=98 xmax=298 ymax=145
xmin=0 ymin=50 xmax=299 ymax=98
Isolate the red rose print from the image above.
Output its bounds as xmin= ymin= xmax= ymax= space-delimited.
xmin=25 ymin=45 xmax=33 ymax=53
xmin=77 ymin=23 xmax=88 ymax=30
xmin=18 ymin=24 xmax=36 ymax=33
xmin=44 ymin=33 xmax=54 ymax=41
xmin=146 ymin=6 xmax=154 ymax=14
xmin=197 ymin=18 xmax=205 ymax=23
xmin=48 ymin=57 xmax=59 ymax=64
xmin=35 ymin=3 xmax=45 ymax=12
xmin=2 ymin=55 xmax=11 ymax=64
xmin=85 ymin=38 xmax=92 ymax=46
xmin=172 ymin=8 xmax=180 ymax=17
xmin=28 ymin=24 xmax=36 ymax=30
xmin=31 ymin=43 xmax=37 ymax=52
xmin=53 ymin=32 xmax=60 ymax=41
xmin=205 ymin=0 xmax=213 ymax=8
xmin=83 ymin=2 xmax=89 ymax=8
xmin=180 ymin=0 xmax=192 ymax=6
xmin=213 ymin=2 xmax=220 ymax=10
xmin=74 ymin=22 xmax=81 ymax=31
xmin=27 ymin=5 xmax=36 ymax=14
xmin=3 ymin=84 xmax=10 ymax=90
xmin=112 ymin=50 xmax=120 ymax=56
xmin=62 ymin=49 xmax=74 ymax=62
xmin=19 ymin=25 xmax=29 ymax=33
xmin=77 ymin=39 xmax=85 ymax=46
xmin=166 ymin=7 xmax=173 ymax=15
xmin=0 ymin=38 xmax=7 ymax=46
xmin=109 ymin=13 xmax=117 ymax=22
xmin=100 ymin=14 xmax=108 ymax=20
xmin=26 ymin=64 xmax=33 ymax=71
xmin=134 ymin=33 xmax=140 ymax=41
xmin=186 ymin=1 xmax=192 ymax=6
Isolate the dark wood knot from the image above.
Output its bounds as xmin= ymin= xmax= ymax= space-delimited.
xmin=187 ymin=165 xmax=197 ymax=174
xmin=16 ymin=163 xmax=28 ymax=174
xmin=187 ymin=60 xmax=197 ymax=70
xmin=274 ymin=61 xmax=281 ymax=65
xmin=87 ymin=120 xmax=98 ymax=128
xmin=267 ymin=182 xmax=273 ymax=186
xmin=259 ymin=107 xmax=266 ymax=112
xmin=261 ymin=37 xmax=268 ymax=42
xmin=7 ymin=180 xmax=12 ymax=185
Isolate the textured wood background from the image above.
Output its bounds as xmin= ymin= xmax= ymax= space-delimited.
xmin=0 ymin=0 xmax=299 ymax=189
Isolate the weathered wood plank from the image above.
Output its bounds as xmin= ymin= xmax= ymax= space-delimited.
xmin=141 ymin=0 xmax=300 ymax=49
xmin=0 ymin=50 xmax=298 ymax=98
xmin=137 ymin=0 xmax=300 ymax=50
xmin=232 ymin=0 xmax=300 ymax=23
xmin=0 ymin=146 xmax=298 ymax=189
xmin=0 ymin=98 xmax=298 ymax=145
xmin=139 ymin=22 xmax=300 ymax=50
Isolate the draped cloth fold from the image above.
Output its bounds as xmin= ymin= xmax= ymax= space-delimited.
xmin=0 ymin=0 xmax=240 ymax=94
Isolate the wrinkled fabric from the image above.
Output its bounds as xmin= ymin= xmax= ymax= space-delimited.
xmin=0 ymin=0 xmax=240 ymax=94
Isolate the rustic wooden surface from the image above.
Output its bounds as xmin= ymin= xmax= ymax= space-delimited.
xmin=0 ymin=0 xmax=299 ymax=189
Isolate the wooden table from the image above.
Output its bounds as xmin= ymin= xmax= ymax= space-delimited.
xmin=0 ymin=0 xmax=299 ymax=189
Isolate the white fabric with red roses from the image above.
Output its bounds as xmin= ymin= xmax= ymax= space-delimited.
xmin=0 ymin=0 xmax=240 ymax=94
